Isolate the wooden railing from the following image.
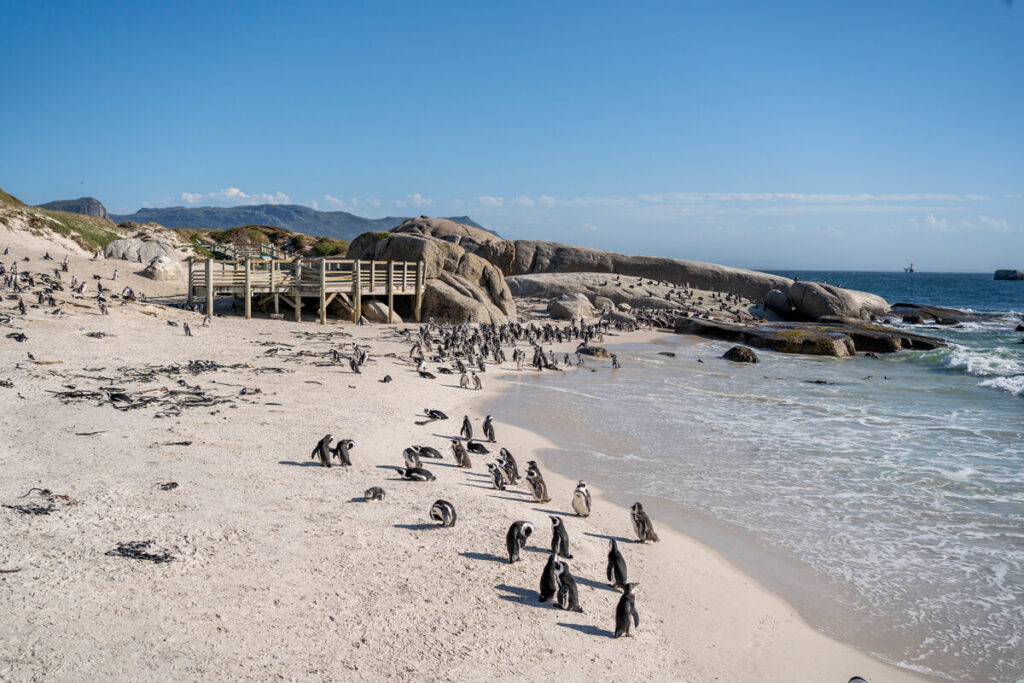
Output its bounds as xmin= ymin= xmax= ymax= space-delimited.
xmin=187 ymin=257 xmax=424 ymax=324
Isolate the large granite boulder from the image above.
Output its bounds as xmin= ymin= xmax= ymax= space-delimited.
xmin=764 ymin=289 xmax=792 ymax=316
xmin=362 ymin=300 xmax=403 ymax=323
xmin=787 ymin=281 xmax=889 ymax=321
xmin=105 ymin=236 xmax=179 ymax=262
xmin=548 ymin=293 xmax=594 ymax=320
xmin=140 ymin=255 xmax=183 ymax=281
xmin=593 ymin=296 xmax=614 ymax=311
xmin=347 ymin=226 xmax=515 ymax=324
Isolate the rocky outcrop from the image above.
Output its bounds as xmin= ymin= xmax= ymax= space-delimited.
xmin=548 ymin=293 xmax=595 ymax=320
xmin=140 ymin=256 xmax=183 ymax=281
xmin=347 ymin=219 xmax=515 ymax=324
xmin=104 ymin=236 xmax=180 ymax=262
xmin=788 ymin=281 xmax=889 ymax=321
xmin=577 ymin=346 xmax=610 ymax=358
xmin=37 ymin=197 xmax=109 ymax=220
xmin=764 ymin=289 xmax=791 ymax=316
xmin=674 ymin=318 xmax=946 ymax=358
xmin=723 ymin=346 xmax=759 ymax=363
xmin=994 ymin=269 xmax=1024 ymax=281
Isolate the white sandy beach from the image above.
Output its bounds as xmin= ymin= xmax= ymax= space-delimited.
xmin=0 ymin=227 xmax=921 ymax=681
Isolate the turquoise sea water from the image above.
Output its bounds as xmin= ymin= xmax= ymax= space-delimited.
xmin=493 ymin=272 xmax=1023 ymax=682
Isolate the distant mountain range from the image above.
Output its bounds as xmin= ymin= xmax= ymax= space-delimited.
xmin=35 ymin=196 xmax=492 ymax=241
xmin=109 ymin=203 xmax=491 ymax=241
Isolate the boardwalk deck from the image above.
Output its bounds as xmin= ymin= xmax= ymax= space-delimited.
xmin=187 ymin=257 xmax=424 ymax=324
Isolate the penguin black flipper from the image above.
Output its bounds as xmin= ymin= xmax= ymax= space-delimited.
xmin=631 ymin=605 xmax=640 ymax=627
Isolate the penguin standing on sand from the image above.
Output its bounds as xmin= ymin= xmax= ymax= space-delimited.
xmin=483 ymin=415 xmax=496 ymax=442
xmin=607 ymin=539 xmax=628 ymax=589
xmin=461 ymin=415 xmax=473 ymax=440
xmin=451 ymin=439 xmax=472 ymax=468
xmin=487 ymin=463 xmax=507 ymax=490
xmin=555 ymin=560 xmax=584 ymax=613
xmin=429 ymin=500 xmax=457 ymax=527
xmin=403 ymin=447 xmax=422 ymax=469
xmin=572 ymin=481 xmax=592 ymax=517
xmin=550 ymin=516 xmax=573 ymax=559
xmin=539 ymin=554 xmax=559 ymax=602
xmin=614 ymin=583 xmax=640 ymax=637
xmin=311 ymin=435 xmax=333 ymax=468
xmin=333 ymin=439 xmax=354 ymax=466
xmin=505 ymin=521 xmax=534 ymax=563
xmin=499 ymin=448 xmax=521 ymax=483
xmin=631 ymin=502 xmax=660 ymax=543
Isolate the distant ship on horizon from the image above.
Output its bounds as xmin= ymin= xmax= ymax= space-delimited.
xmin=904 ymin=263 xmax=915 ymax=273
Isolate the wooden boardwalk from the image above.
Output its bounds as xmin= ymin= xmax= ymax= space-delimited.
xmin=187 ymin=257 xmax=424 ymax=324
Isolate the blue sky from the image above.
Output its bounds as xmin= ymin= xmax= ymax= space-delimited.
xmin=1 ymin=0 xmax=1021 ymax=270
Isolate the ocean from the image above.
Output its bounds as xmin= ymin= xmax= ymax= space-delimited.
xmin=492 ymin=272 xmax=1023 ymax=682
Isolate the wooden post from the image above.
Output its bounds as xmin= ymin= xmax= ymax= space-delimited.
xmin=387 ymin=260 xmax=394 ymax=323
xmin=294 ymin=258 xmax=303 ymax=322
xmin=187 ymin=258 xmax=194 ymax=307
xmin=370 ymin=261 xmax=375 ymax=295
xmin=272 ymin=260 xmax=279 ymax=315
xmin=244 ymin=258 xmax=252 ymax=319
xmin=414 ymin=260 xmax=423 ymax=322
xmin=319 ymin=258 xmax=327 ymax=325
xmin=403 ymin=261 xmax=408 ymax=293
xmin=205 ymin=258 xmax=214 ymax=317
xmin=353 ymin=260 xmax=362 ymax=323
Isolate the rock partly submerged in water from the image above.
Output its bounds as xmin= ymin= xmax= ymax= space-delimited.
xmin=723 ymin=345 xmax=759 ymax=363
xmin=675 ymin=318 xmax=946 ymax=358
xmin=577 ymin=345 xmax=611 ymax=358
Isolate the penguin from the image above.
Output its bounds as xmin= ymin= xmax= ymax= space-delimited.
xmin=607 ymin=539 xmax=628 ymax=589
xmin=539 ymin=553 xmax=559 ymax=603
xmin=424 ymin=408 xmax=448 ymax=421
xmin=631 ymin=502 xmax=660 ymax=543
xmin=413 ymin=445 xmax=443 ymax=459
xmin=364 ymin=486 xmax=386 ymax=501
xmin=311 ymin=435 xmax=333 ymax=467
xmin=398 ymin=467 xmax=436 ymax=481
xmin=459 ymin=372 xmax=470 ymax=389
xmin=333 ymin=439 xmax=354 ymax=466
xmin=499 ymin=448 xmax=521 ymax=483
xmin=505 ymin=521 xmax=534 ymax=563
xmin=550 ymin=516 xmax=573 ymax=559
xmin=571 ymin=481 xmax=592 ymax=517
xmin=460 ymin=415 xmax=473 ymax=440
xmin=614 ymin=583 xmax=640 ymax=637
xmin=429 ymin=499 xmax=457 ymax=527
xmin=555 ymin=560 xmax=584 ymax=613
xmin=482 ymin=415 xmax=495 ymax=442
xmin=471 ymin=373 xmax=482 ymax=390
xmin=497 ymin=451 xmax=516 ymax=485
xmin=487 ymin=463 xmax=507 ymax=490
xmin=527 ymin=476 xmax=551 ymax=503
xmin=349 ymin=357 xmax=361 ymax=374
xmin=403 ymin=447 xmax=422 ymax=469
xmin=380 ymin=375 xmax=393 ymax=383
xmin=451 ymin=439 xmax=472 ymax=469
xmin=466 ymin=440 xmax=490 ymax=455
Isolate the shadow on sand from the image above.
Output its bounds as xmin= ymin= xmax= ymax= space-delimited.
xmin=557 ymin=622 xmax=614 ymax=639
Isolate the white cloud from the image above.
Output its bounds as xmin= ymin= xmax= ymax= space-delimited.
xmin=582 ymin=222 xmax=597 ymax=231
xmin=391 ymin=193 xmax=432 ymax=209
xmin=509 ymin=195 xmax=534 ymax=207
xmin=310 ymin=200 xmax=319 ymax=210
xmin=926 ymin=213 xmax=951 ymax=233
xmin=324 ymin=194 xmax=346 ymax=209
xmin=478 ymin=195 xmax=504 ymax=208
xmin=179 ymin=187 xmax=291 ymax=206
xmin=977 ymin=215 xmax=1008 ymax=231
xmin=365 ymin=197 xmax=382 ymax=208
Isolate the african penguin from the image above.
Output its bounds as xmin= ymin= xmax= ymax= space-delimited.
xmin=631 ymin=502 xmax=660 ymax=542
xmin=403 ymin=447 xmax=422 ymax=469
xmin=539 ymin=553 xmax=559 ymax=603
xmin=311 ymin=435 xmax=333 ymax=468
xmin=607 ymin=539 xmax=628 ymax=589
xmin=505 ymin=521 xmax=534 ymax=563
xmin=571 ymin=481 xmax=592 ymax=517
xmin=333 ymin=439 xmax=354 ymax=466
xmin=429 ymin=499 xmax=457 ymax=527
xmin=399 ymin=467 xmax=436 ymax=481
xmin=550 ymin=516 xmax=573 ymax=559
xmin=487 ymin=463 xmax=507 ymax=490
xmin=466 ymin=440 xmax=489 ymax=455
xmin=614 ymin=583 xmax=640 ymax=637
xmin=460 ymin=415 xmax=473 ymax=440
xmin=555 ymin=560 xmax=584 ymax=613
xmin=482 ymin=415 xmax=495 ymax=442
xmin=451 ymin=439 xmax=472 ymax=468
xmin=364 ymin=486 xmax=386 ymax=501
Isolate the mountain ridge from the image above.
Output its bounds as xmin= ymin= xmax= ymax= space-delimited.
xmin=107 ymin=203 xmax=492 ymax=241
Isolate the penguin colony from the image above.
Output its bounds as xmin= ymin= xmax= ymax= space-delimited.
xmin=304 ymin=319 xmax=666 ymax=639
